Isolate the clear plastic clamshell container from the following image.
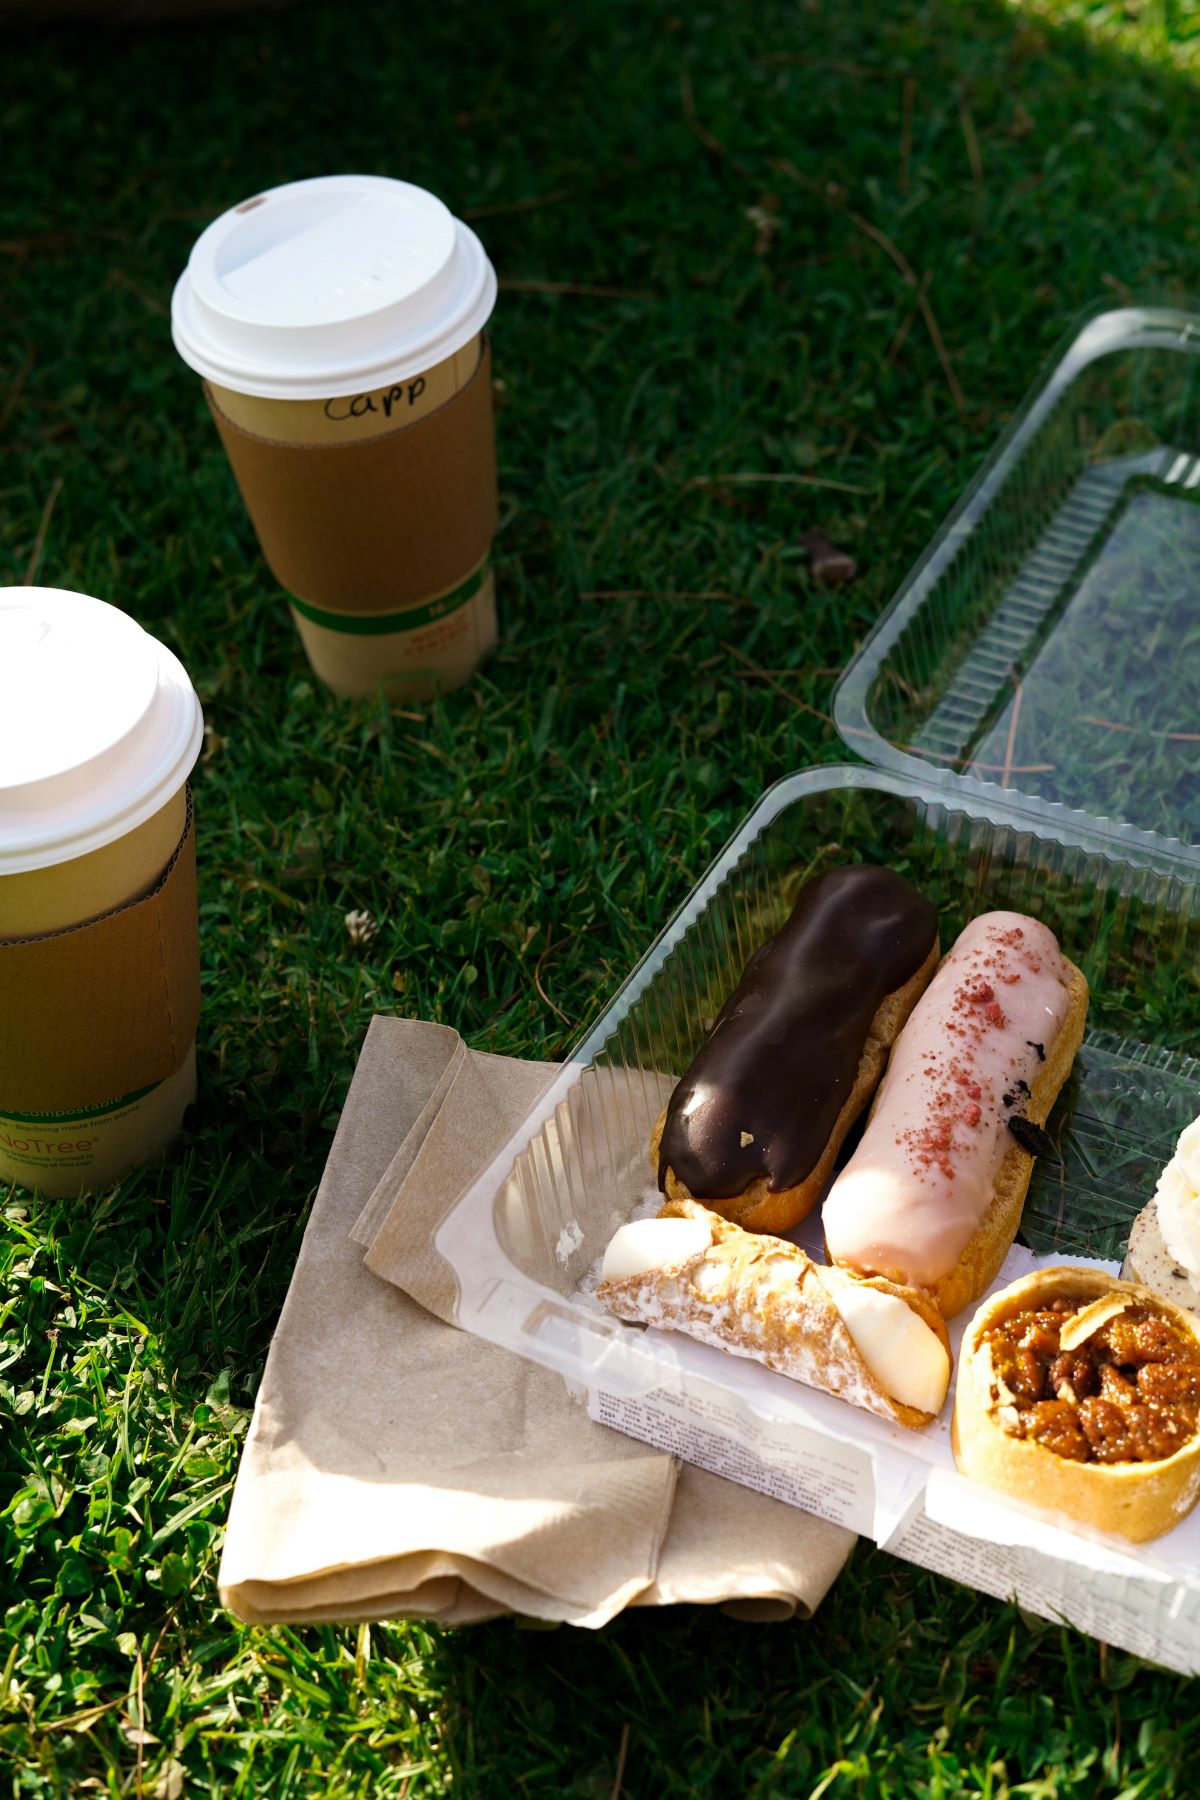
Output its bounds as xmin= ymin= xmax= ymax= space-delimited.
xmin=436 ymin=307 xmax=1200 ymax=1669
xmin=835 ymin=302 xmax=1200 ymax=856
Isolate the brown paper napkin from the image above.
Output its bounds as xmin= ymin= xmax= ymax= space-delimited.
xmin=218 ymin=1016 xmax=855 ymax=1627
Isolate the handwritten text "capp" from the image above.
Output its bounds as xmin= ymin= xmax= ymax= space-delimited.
xmin=324 ymin=377 xmax=427 ymax=423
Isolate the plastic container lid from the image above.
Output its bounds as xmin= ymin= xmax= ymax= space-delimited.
xmin=833 ymin=301 xmax=1200 ymax=860
xmin=0 ymin=588 xmax=204 ymax=875
xmin=171 ymin=174 xmax=498 ymax=400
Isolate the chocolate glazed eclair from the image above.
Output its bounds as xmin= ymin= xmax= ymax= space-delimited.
xmin=651 ymin=866 xmax=939 ymax=1235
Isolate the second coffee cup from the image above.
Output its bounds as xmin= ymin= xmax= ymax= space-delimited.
xmin=172 ymin=175 xmax=499 ymax=703
xmin=0 ymin=587 xmax=203 ymax=1198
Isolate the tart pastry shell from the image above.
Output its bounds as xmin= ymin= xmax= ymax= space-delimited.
xmin=952 ymin=1265 xmax=1200 ymax=1544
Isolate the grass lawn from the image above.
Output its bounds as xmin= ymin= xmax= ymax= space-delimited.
xmin=5 ymin=0 xmax=1200 ymax=1792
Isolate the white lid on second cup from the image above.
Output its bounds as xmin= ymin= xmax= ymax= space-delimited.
xmin=0 ymin=588 xmax=204 ymax=875
xmin=171 ymin=174 xmax=498 ymax=400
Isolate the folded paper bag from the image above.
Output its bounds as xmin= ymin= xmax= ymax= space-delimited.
xmin=218 ymin=1016 xmax=855 ymax=1626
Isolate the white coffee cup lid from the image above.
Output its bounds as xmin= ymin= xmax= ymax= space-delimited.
xmin=0 ymin=588 xmax=204 ymax=876
xmin=171 ymin=174 xmax=498 ymax=400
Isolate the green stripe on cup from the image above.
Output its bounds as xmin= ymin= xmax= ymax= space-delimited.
xmin=289 ymin=563 xmax=488 ymax=636
xmin=0 ymin=1082 xmax=160 ymax=1125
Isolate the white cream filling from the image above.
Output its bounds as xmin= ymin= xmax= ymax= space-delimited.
xmin=824 ymin=1278 xmax=950 ymax=1416
xmin=690 ymin=1258 xmax=730 ymax=1297
xmin=600 ymin=1216 xmax=713 ymax=1281
xmin=1155 ymin=1139 xmax=1200 ymax=1291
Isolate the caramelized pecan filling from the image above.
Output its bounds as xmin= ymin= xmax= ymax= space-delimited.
xmin=986 ymin=1299 xmax=1200 ymax=1464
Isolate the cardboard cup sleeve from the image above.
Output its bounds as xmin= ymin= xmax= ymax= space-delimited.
xmin=206 ymin=340 xmax=500 ymax=615
xmin=0 ymin=794 xmax=201 ymax=1116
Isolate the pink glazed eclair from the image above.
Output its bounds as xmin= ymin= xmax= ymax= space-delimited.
xmin=822 ymin=912 xmax=1089 ymax=1320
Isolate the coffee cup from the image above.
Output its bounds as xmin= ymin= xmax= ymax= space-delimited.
xmin=171 ymin=175 xmax=499 ymax=702
xmin=0 ymin=588 xmax=203 ymax=1197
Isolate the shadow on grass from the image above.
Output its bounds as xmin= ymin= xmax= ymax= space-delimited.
xmin=425 ymin=1551 xmax=1194 ymax=1795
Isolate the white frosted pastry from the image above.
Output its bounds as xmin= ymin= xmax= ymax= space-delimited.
xmin=1154 ymin=1119 xmax=1200 ymax=1293
xmin=822 ymin=911 xmax=1087 ymax=1316
xmin=1124 ymin=1118 xmax=1200 ymax=1316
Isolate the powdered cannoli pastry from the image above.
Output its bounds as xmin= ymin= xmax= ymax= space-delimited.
xmin=952 ymin=1266 xmax=1200 ymax=1543
xmin=652 ymin=866 xmax=939 ymax=1235
xmin=1124 ymin=1117 xmax=1200 ymax=1318
xmin=823 ymin=912 xmax=1088 ymax=1319
xmin=598 ymin=1198 xmax=952 ymax=1429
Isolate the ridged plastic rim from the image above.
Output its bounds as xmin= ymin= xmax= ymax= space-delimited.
xmin=438 ymin=758 xmax=1200 ymax=1318
xmin=832 ymin=300 xmax=1200 ymax=866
